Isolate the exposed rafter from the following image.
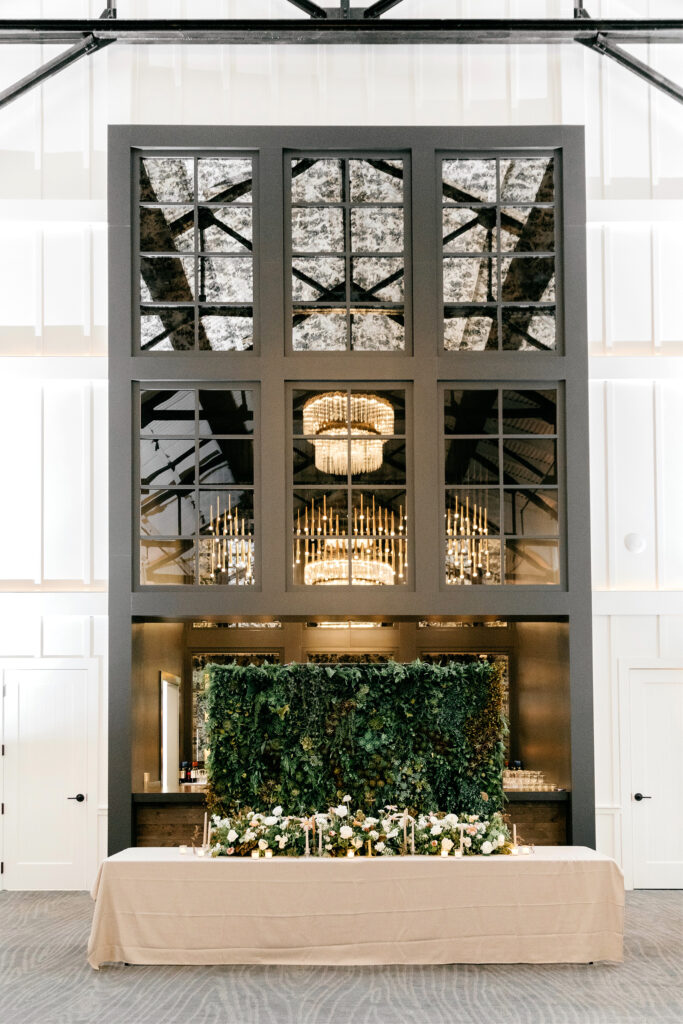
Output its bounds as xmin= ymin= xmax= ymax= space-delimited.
xmin=0 ymin=34 xmax=112 ymax=111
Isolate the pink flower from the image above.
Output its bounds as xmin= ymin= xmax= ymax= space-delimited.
xmin=226 ymin=847 xmax=235 ymax=855
xmin=431 ymin=840 xmax=437 ymax=847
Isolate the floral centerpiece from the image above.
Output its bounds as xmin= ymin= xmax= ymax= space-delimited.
xmin=209 ymin=799 xmax=511 ymax=858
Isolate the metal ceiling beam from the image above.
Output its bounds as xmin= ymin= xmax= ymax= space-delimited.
xmin=0 ymin=19 xmax=682 ymax=46
xmin=581 ymin=33 xmax=683 ymax=105
xmin=0 ymin=34 xmax=112 ymax=110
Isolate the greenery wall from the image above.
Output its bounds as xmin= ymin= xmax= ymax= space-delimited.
xmin=206 ymin=660 xmax=506 ymax=816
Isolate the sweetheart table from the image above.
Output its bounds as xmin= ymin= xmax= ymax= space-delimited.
xmin=87 ymin=846 xmax=624 ymax=968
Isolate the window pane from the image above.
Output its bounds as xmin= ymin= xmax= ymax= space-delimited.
xmin=505 ymin=539 xmax=559 ymax=584
xmin=504 ymin=489 xmax=559 ymax=536
xmin=351 ymin=257 xmax=403 ymax=302
xmin=499 ymin=206 xmax=554 ymax=253
xmin=198 ymin=489 xmax=254 ymax=536
xmin=198 ymin=257 xmax=252 ymax=302
xmin=499 ymin=157 xmax=554 ymax=203
xmin=349 ymin=159 xmax=403 ymax=203
xmin=444 ymin=389 xmax=498 ymax=435
xmin=140 ymin=206 xmax=194 ymax=253
xmin=140 ymin=158 xmax=193 ymax=203
xmin=443 ymin=257 xmax=495 ymax=303
xmin=198 ymin=207 xmax=252 ymax=253
xmin=445 ymin=439 xmax=499 ymax=485
xmin=198 ymin=389 xmax=254 ymax=435
xmin=294 ymin=440 xmax=343 ymax=486
xmin=197 ymin=307 xmax=253 ymax=352
xmin=352 ymin=438 xmax=406 ymax=484
xmin=292 ymin=310 xmax=347 ymax=351
xmin=443 ymin=206 xmax=496 ymax=253
xmin=442 ymin=159 xmax=497 ymax=203
xmin=500 ymin=256 xmax=555 ymax=302
xmin=140 ymin=438 xmax=195 ymax=488
xmin=291 ymin=158 xmax=343 ymax=204
xmin=446 ymin=538 xmax=501 ymax=586
xmin=197 ymin=439 xmax=253 ymax=486
xmin=292 ymin=258 xmax=345 ymax=301
xmin=140 ymin=308 xmax=195 ymax=352
xmin=140 ymin=489 xmax=196 ymax=536
xmin=444 ymin=307 xmax=497 ymax=352
xmin=446 ymin=488 xmax=501 ymax=535
xmin=197 ymin=158 xmax=253 ymax=203
xmin=140 ymin=256 xmax=195 ymax=302
xmin=292 ymin=208 xmax=344 ymax=253
xmin=351 ymin=311 xmax=404 ymax=351
xmin=141 ymin=390 xmax=195 ymax=436
xmin=351 ymin=490 xmax=407 ymax=586
xmin=501 ymin=308 xmax=555 ymax=352
xmin=502 ymin=439 xmax=557 ymax=485
xmin=350 ymin=207 xmax=403 ymax=252
xmin=140 ymin=539 xmax=195 ymax=585
xmin=501 ymin=390 xmax=557 ymax=435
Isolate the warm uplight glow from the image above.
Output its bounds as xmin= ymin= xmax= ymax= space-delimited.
xmin=302 ymin=391 xmax=394 ymax=476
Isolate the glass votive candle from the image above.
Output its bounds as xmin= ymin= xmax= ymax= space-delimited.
xmin=520 ymin=846 xmax=531 ymax=855
xmin=264 ymin=850 xmax=273 ymax=859
xmin=440 ymin=850 xmax=449 ymax=857
xmin=251 ymin=850 xmax=260 ymax=859
xmin=346 ymin=850 xmax=355 ymax=858
xmin=178 ymin=845 xmax=188 ymax=855
xmin=453 ymin=850 xmax=463 ymax=858
xmin=196 ymin=848 xmax=205 ymax=858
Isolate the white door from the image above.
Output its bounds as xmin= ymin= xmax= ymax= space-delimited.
xmin=2 ymin=666 xmax=90 ymax=889
xmin=161 ymin=673 xmax=180 ymax=792
xmin=630 ymin=667 xmax=683 ymax=888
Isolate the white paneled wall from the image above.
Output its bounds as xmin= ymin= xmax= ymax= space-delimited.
xmin=0 ymin=0 xmax=681 ymax=885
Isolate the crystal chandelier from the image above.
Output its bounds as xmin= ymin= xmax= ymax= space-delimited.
xmin=302 ymin=392 xmax=394 ymax=476
xmin=206 ymin=494 xmax=254 ymax=585
xmin=445 ymin=494 xmax=493 ymax=585
xmin=295 ymin=494 xmax=407 ymax=586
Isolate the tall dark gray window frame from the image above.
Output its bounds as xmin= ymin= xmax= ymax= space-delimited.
xmin=109 ymin=125 xmax=593 ymax=854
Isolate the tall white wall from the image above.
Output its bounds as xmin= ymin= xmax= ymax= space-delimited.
xmin=0 ymin=0 xmax=681 ymax=883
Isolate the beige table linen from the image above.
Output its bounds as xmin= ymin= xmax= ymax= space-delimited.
xmin=88 ymin=846 xmax=624 ymax=968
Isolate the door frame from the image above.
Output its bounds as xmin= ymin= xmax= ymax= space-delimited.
xmin=0 ymin=658 xmax=100 ymax=891
xmin=618 ymin=657 xmax=683 ymax=890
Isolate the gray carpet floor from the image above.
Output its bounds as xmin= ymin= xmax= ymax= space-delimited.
xmin=0 ymin=891 xmax=681 ymax=1024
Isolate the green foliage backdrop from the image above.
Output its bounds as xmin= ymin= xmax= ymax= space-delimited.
xmin=206 ymin=660 xmax=506 ymax=817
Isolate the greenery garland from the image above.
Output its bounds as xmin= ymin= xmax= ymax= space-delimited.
xmin=206 ymin=659 xmax=506 ymax=818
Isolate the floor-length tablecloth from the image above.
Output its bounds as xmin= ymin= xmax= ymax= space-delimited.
xmin=88 ymin=846 xmax=624 ymax=968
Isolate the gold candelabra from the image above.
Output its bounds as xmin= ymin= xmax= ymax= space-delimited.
xmin=445 ymin=494 xmax=493 ymax=585
xmin=206 ymin=493 xmax=254 ymax=585
xmin=294 ymin=493 xmax=407 ymax=586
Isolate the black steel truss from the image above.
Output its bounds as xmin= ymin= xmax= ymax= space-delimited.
xmin=0 ymin=14 xmax=681 ymax=110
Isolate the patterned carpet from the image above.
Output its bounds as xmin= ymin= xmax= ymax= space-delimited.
xmin=0 ymin=890 xmax=681 ymax=1024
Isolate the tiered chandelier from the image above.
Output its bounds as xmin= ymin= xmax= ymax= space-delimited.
xmin=206 ymin=494 xmax=254 ymax=585
xmin=302 ymin=391 xmax=394 ymax=476
xmin=445 ymin=494 xmax=493 ymax=585
xmin=295 ymin=494 xmax=407 ymax=586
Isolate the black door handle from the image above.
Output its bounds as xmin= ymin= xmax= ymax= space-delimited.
xmin=68 ymin=793 xmax=85 ymax=802
xmin=634 ymin=792 xmax=651 ymax=801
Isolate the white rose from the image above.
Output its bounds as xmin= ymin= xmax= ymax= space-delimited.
xmin=342 ymin=795 xmax=352 ymax=803
xmin=339 ymin=825 xmax=353 ymax=839
xmin=244 ymin=830 xmax=256 ymax=842
xmin=325 ymin=843 xmax=332 ymax=850
xmin=444 ymin=814 xmax=457 ymax=826
xmin=264 ymin=816 xmax=277 ymax=826
xmin=430 ymin=824 xmax=443 ymax=836
xmin=375 ymin=841 xmax=386 ymax=852
xmin=370 ymin=830 xmax=379 ymax=840
xmin=441 ymin=838 xmax=454 ymax=851
xmin=497 ymin=835 xmax=505 ymax=847
xmin=481 ymin=841 xmax=493 ymax=855
xmin=227 ymin=829 xmax=238 ymax=843
xmin=464 ymin=837 xmax=472 ymax=848
xmin=258 ymin=839 xmax=269 ymax=850
xmin=364 ymin=817 xmax=379 ymax=826
xmin=272 ymin=806 xmax=282 ymax=816
xmin=353 ymin=837 xmax=363 ymax=848
xmin=335 ymin=805 xmax=348 ymax=818
xmin=278 ymin=839 xmax=287 ymax=849
xmin=387 ymin=828 xmax=399 ymax=839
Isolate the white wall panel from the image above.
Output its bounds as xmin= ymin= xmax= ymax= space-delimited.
xmin=0 ymin=383 xmax=42 ymax=583
xmin=606 ymin=382 xmax=657 ymax=589
xmin=604 ymin=226 xmax=653 ymax=349
xmin=655 ymin=382 xmax=683 ymax=590
xmin=43 ymin=384 xmax=89 ymax=582
xmin=42 ymin=615 xmax=88 ymax=657
xmin=589 ymin=382 xmax=608 ymax=589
